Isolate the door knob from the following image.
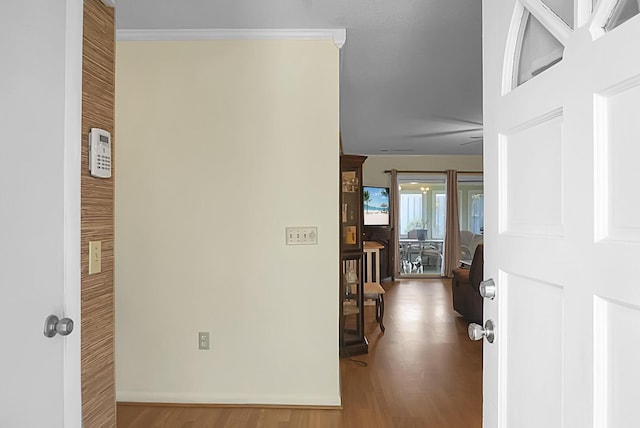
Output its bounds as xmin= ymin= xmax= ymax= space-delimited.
xmin=468 ymin=319 xmax=495 ymax=343
xmin=44 ymin=315 xmax=74 ymax=338
xmin=479 ymin=278 xmax=496 ymax=300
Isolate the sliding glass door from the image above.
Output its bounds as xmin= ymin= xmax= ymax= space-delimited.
xmin=397 ymin=173 xmax=446 ymax=276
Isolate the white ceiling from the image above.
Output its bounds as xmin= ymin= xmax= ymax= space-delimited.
xmin=116 ymin=0 xmax=483 ymax=155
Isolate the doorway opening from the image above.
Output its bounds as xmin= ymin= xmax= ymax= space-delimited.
xmin=398 ymin=173 xmax=446 ymax=276
xmin=396 ymin=172 xmax=484 ymax=277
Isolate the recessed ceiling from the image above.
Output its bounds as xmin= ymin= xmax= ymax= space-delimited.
xmin=116 ymin=0 xmax=483 ymax=155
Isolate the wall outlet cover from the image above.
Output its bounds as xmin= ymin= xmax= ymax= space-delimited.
xmin=198 ymin=331 xmax=210 ymax=350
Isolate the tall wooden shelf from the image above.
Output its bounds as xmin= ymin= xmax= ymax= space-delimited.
xmin=339 ymin=154 xmax=368 ymax=357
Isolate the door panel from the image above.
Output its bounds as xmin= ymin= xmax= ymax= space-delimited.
xmin=484 ymin=1 xmax=640 ymax=427
xmin=594 ymin=297 xmax=640 ymax=426
xmin=595 ymin=79 xmax=640 ymax=241
xmin=0 ymin=1 xmax=82 ymax=427
xmin=503 ymin=273 xmax=564 ymax=427
xmin=500 ymin=111 xmax=564 ymax=237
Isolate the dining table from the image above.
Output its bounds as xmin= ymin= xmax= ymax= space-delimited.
xmin=399 ymin=238 xmax=444 ymax=260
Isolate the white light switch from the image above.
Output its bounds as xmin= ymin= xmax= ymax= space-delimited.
xmin=89 ymin=241 xmax=102 ymax=275
xmin=285 ymin=227 xmax=318 ymax=245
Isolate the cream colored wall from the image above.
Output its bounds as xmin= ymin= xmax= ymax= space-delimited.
xmin=362 ymin=155 xmax=483 ymax=187
xmin=115 ymin=40 xmax=340 ymax=405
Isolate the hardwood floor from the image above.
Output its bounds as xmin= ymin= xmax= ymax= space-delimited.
xmin=117 ymin=279 xmax=482 ymax=428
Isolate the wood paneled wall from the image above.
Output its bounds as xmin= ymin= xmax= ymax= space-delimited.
xmin=81 ymin=1 xmax=115 ymax=426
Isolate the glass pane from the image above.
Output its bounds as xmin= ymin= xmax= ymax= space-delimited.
xmin=432 ymin=193 xmax=447 ymax=239
xmin=605 ymin=0 xmax=640 ymax=31
xmin=541 ymin=0 xmax=574 ymax=27
xmin=516 ymin=12 xmax=565 ymax=87
xmin=470 ymin=193 xmax=484 ymax=235
xmin=458 ymin=174 xmax=484 ymax=263
xmin=399 ymin=193 xmax=424 ymax=236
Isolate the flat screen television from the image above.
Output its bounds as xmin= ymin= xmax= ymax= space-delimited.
xmin=363 ymin=186 xmax=390 ymax=226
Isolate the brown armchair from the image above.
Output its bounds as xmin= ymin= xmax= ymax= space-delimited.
xmin=451 ymin=244 xmax=484 ymax=323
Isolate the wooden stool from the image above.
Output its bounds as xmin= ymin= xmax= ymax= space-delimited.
xmin=364 ymin=281 xmax=385 ymax=332
xmin=363 ymin=241 xmax=386 ymax=332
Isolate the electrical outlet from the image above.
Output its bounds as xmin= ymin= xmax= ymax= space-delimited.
xmin=285 ymin=227 xmax=318 ymax=245
xmin=198 ymin=332 xmax=210 ymax=350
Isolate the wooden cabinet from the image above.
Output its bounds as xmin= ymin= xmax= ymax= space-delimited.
xmin=339 ymin=154 xmax=368 ymax=357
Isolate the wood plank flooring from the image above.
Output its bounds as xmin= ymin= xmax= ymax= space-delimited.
xmin=117 ymin=279 xmax=482 ymax=428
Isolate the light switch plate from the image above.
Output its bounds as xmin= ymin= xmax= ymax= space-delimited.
xmin=285 ymin=227 xmax=318 ymax=245
xmin=88 ymin=241 xmax=102 ymax=275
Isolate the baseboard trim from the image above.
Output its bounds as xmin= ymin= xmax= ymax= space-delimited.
xmin=117 ymin=401 xmax=343 ymax=410
xmin=116 ymin=391 xmax=341 ymax=407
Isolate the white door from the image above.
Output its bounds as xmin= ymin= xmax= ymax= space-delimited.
xmin=483 ymin=0 xmax=640 ymax=427
xmin=0 ymin=1 xmax=82 ymax=427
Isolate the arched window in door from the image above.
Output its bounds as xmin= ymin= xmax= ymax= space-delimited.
xmin=516 ymin=10 xmax=565 ymax=86
xmin=605 ymin=0 xmax=640 ymax=31
xmin=507 ymin=0 xmax=640 ymax=92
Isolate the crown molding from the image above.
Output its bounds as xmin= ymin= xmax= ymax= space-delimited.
xmin=116 ymin=28 xmax=347 ymax=49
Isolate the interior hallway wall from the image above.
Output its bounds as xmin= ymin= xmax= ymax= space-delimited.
xmin=115 ymin=39 xmax=341 ymax=405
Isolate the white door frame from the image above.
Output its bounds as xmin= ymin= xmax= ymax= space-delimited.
xmin=63 ymin=0 xmax=83 ymax=425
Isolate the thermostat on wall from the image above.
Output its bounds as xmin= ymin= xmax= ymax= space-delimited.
xmin=88 ymin=128 xmax=112 ymax=179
